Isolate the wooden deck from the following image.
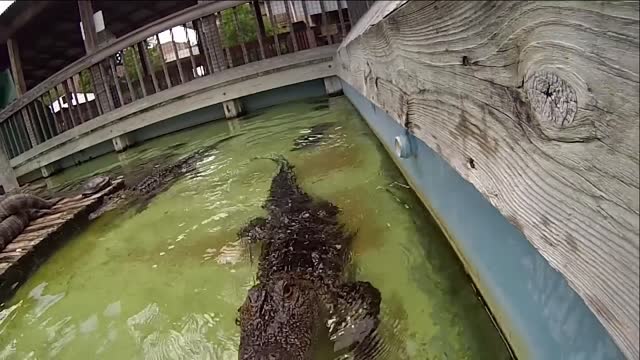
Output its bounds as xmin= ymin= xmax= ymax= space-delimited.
xmin=0 ymin=180 xmax=123 ymax=304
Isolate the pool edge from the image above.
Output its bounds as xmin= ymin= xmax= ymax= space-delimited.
xmin=341 ymin=81 xmax=625 ymax=360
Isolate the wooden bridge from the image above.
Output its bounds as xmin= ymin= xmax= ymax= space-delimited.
xmin=0 ymin=0 xmax=360 ymax=186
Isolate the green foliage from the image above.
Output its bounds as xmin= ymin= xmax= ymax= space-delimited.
xmin=74 ymin=42 xmax=162 ymax=95
xmin=220 ymin=5 xmax=277 ymax=47
xmin=146 ymin=44 xmax=164 ymax=73
xmin=79 ymin=71 xmax=92 ymax=93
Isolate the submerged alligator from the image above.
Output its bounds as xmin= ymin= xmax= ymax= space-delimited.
xmin=291 ymin=122 xmax=335 ymax=151
xmin=89 ymin=153 xmax=199 ymax=218
xmin=236 ymin=157 xmax=382 ymax=359
xmin=88 ymin=137 xmax=234 ymax=219
xmin=0 ymin=194 xmax=59 ymax=251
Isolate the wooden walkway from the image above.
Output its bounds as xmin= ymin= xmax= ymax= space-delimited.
xmin=0 ymin=180 xmax=123 ymax=303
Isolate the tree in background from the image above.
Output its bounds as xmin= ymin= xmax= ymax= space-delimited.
xmin=220 ymin=4 xmax=277 ymax=47
xmin=75 ymin=40 xmax=164 ymax=95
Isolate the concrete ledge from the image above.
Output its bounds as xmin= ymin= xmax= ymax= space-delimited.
xmin=342 ymin=80 xmax=625 ymax=360
xmin=11 ymin=45 xmax=338 ymax=176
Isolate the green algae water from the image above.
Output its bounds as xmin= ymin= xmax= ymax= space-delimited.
xmin=0 ymin=96 xmax=511 ymax=359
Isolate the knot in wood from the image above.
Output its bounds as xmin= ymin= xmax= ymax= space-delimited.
xmin=525 ymin=72 xmax=577 ymax=128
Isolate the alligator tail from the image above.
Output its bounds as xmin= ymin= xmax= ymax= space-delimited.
xmin=250 ymin=154 xmax=293 ymax=172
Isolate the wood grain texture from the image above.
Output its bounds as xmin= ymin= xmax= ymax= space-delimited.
xmin=337 ymin=1 xmax=639 ymax=358
xmin=0 ymin=180 xmax=124 ymax=304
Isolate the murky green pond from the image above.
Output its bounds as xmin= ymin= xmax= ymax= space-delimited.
xmin=0 ymin=96 xmax=510 ymax=359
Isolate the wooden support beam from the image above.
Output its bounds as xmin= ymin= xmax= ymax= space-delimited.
xmin=337 ymin=2 xmax=639 ymax=359
xmin=7 ymin=39 xmax=27 ymax=96
xmin=78 ymin=0 xmax=98 ymax=53
xmin=266 ymin=1 xmax=281 ymax=56
xmin=155 ymin=34 xmax=172 ymax=89
xmin=0 ymin=143 xmax=19 ymax=192
xmin=251 ymin=1 xmax=266 ymax=59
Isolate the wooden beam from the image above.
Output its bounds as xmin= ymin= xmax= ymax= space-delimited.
xmin=7 ymin=38 xmax=27 ymax=96
xmin=77 ymin=0 xmax=98 ymax=53
xmin=0 ymin=0 xmax=248 ymax=123
xmin=336 ymin=2 xmax=639 ymax=359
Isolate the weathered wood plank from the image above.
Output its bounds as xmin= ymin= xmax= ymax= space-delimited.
xmin=7 ymin=38 xmax=27 ymax=96
xmin=337 ymin=1 xmax=639 ymax=358
xmin=78 ymin=0 xmax=98 ymax=52
xmin=169 ymin=28 xmax=187 ymax=84
xmin=0 ymin=181 xmax=124 ymax=303
xmin=108 ymin=57 xmax=125 ymax=106
xmin=155 ymin=34 xmax=173 ymax=89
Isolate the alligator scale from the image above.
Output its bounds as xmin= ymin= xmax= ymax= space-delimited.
xmin=236 ymin=157 xmax=382 ymax=359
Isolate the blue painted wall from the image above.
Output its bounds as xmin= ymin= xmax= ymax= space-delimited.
xmin=242 ymin=79 xmax=326 ymax=113
xmin=342 ymin=81 xmax=624 ymax=360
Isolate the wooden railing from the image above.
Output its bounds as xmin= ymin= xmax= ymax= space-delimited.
xmin=0 ymin=0 xmax=352 ymax=160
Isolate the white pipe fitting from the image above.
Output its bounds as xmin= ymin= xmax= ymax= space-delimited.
xmin=394 ymin=134 xmax=413 ymax=159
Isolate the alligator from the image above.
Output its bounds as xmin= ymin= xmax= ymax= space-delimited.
xmin=236 ymin=157 xmax=382 ymax=359
xmin=88 ymin=142 xmax=220 ymax=219
xmin=0 ymin=194 xmax=59 ymax=251
xmin=89 ymin=156 xmax=195 ymax=218
xmin=291 ymin=122 xmax=335 ymax=151
xmin=0 ymin=194 xmax=58 ymax=223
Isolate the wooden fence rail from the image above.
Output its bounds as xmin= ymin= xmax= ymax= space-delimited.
xmin=0 ymin=0 xmax=352 ymax=160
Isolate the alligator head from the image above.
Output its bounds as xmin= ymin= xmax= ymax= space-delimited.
xmin=237 ymin=276 xmax=322 ymax=360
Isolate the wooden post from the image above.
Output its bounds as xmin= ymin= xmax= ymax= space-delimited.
xmin=121 ymin=53 xmax=137 ymax=101
xmin=194 ymin=19 xmax=215 ymax=74
xmin=131 ymin=46 xmax=147 ymax=97
xmin=197 ymin=1 xmax=228 ymax=72
xmin=67 ymin=76 xmax=85 ymax=122
xmin=252 ymin=1 xmax=266 ymax=38
xmin=84 ymin=68 xmax=103 ymax=116
xmin=61 ymin=81 xmax=78 ymax=127
xmin=141 ymin=40 xmax=160 ymax=92
xmin=108 ymin=58 xmax=125 ymax=106
xmin=301 ymin=1 xmax=317 ymax=48
xmin=26 ymin=102 xmax=46 ymax=142
xmin=266 ymin=1 xmax=281 ymax=56
xmin=283 ymin=0 xmax=298 ymax=52
xmin=36 ymin=96 xmax=56 ymax=137
xmin=0 ymin=140 xmax=19 ymax=192
xmin=78 ymin=0 xmax=98 ymax=52
xmin=336 ymin=0 xmax=346 ymax=38
xmin=96 ymin=63 xmax=115 ymax=110
xmin=42 ymin=91 xmax=61 ymax=133
xmin=78 ymin=0 xmax=113 ymax=113
xmin=169 ymin=28 xmax=186 ymax=84
xmin=155 ymin=34 xmax=172 ymax=88
xmin=6 ymin=39 xmax=26 ymax=96
xmin=319 ymin=0 xmax=332 ymax=45
xmin=7 ymin=38 xmax=40 ymax=146
xmin=251 ymin=1 xmax=266 ymax=59
xmin=183 ymin=24 xmax=198 ymax=78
